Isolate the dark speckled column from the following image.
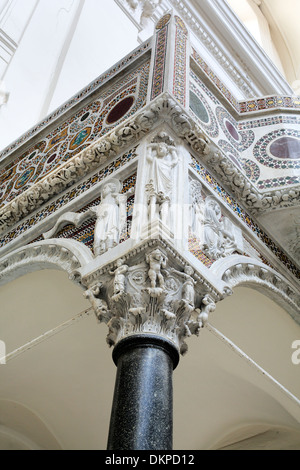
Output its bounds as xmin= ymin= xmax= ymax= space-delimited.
xmin=107 ymin=334 xmax=180 ymax=450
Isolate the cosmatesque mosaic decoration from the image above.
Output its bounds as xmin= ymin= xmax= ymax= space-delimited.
xmin=189 ymin=155 xmax=300 ymax=278
xmin=0 ymin=59 xmax=150 ymax=207
xmin=151 ymin=14 xmax=170 ymax=99
xmin=173 ymin=15 xmax=188 ymax=107
xmin=189 ymin=67 xmax=300 ymax=191
xmin=0 ymin=147 xmax=138 ymax=249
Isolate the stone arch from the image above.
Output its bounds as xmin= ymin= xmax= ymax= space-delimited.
xmin=209 ymin=422 xmax=300 ymax=450
xmin=211 ymin=255 xmax=300 ymax=325
xmin=0 ymin=400 xmax=62 ymax=450
xmin=0 ymin=238 xmax=94 ymax=288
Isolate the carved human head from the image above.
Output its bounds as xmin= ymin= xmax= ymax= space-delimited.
xmin=156 ymin=142 xmax=168 ymax=157
xmin=101 ymin=179 xmax=120 ymax=198
xmin=205 ymin=197 xmax=221 ymax=217
xmin=184 ymin=265 xmax=194 ymax=276
xmin=151 ymin=248 xmax=163 ymax=260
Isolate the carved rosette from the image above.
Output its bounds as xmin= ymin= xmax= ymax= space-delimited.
xmin=82 ymin=241 xmax=219 ymax=355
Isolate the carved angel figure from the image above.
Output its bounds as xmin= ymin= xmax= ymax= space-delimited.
xmin=43 ymin=178 xmax=134 ymax=257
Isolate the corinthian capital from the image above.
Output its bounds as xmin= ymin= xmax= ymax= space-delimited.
xmin=82 ymin=240 xmax=219 ymax=355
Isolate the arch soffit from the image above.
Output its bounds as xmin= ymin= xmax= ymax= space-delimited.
xmin=210 ymin=255 xmax=300 ymax=325
xmin=0 ymin=239 xmax=94 ymax=288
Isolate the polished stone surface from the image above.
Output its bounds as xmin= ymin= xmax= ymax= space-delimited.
xmin=107 ymin=335 xmax=179 ymax=450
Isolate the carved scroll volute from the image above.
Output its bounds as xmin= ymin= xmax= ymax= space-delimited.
xmin=83 ymin=246 xmax=218 ymax=355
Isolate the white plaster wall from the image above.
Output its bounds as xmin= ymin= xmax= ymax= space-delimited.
xmin=0 ymin=0 xmax=139 ymax=152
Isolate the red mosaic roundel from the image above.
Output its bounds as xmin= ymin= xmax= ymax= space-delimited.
xmin=269 ymin=136 xmax=300 ymax=159
xmin=106 ymin=96 xmax=135 ymax=124
xmin=225 ymin=120 xmax=239 ymax=141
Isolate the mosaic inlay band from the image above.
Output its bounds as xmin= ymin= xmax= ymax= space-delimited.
xmin=0 ymin=61 xmax=150 ymax=207
xmin=173 ymin=16 xmax=188 ymax=107
xmin=192 ymin=47 xmax=300 ymax=114
xmin=0 ymin=147 xmax=138 ymax=249
xmin=151 ymin=16 xmax=169 ymax=99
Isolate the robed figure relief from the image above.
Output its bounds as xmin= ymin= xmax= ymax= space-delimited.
xmin=93 ymin=180 xmax=130 ymax=256
xmin=146 ymin=134 xmax=179 ymax=227
xmin=189 ymin=179 xmax=204 ymax=241
xmin=43 ymin=178 xmax=134 ymax=256
xmin=203 ymin=196 xmax=239 ymax=259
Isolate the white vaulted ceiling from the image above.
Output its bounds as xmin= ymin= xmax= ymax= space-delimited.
xmin=227 ymin=0 xmax=300 ymax=91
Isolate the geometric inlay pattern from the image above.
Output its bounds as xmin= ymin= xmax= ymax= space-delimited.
xmin=254 ymin=129 xmax=300 ymax=169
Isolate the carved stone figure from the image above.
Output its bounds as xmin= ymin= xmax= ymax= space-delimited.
xmin=147 ymin=135 xmax=178 ymax=197
xmin=146 ymin=134 xmax=178 ymax=227
xmin=170 ymin=266 xmax=196 ymax=309
xmin=83 ymin=284 xmax=110 ymax=323
xmin=197 ymin=294 xmax=216 ymax=327
xmin=189 ymin=179 xmax=204 ymax=239
xmin=145 ymin=180 xmax=170 ymax=226
xmin=126 ymin=0 xmax=139 ymax=9
xmin=146 ymin=248 xmax=167 ymax=289
xmin=140 ymin=0 xmax=161 ymax=27
xmin=43 ymin=178 xmax=134 ymax=257
xmin=93 ymin=179 xmax=132 ymax=256
xmin=203 ymin=196 xmax=239 ymax=259
xmin=109 ymin=258 xmax=129 ymax=296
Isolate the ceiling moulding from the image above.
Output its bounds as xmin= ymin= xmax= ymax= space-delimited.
xmin=166 ymin=0 xmax=294 ymax=97
xmin=0 ymin=92 xmax=299 ymax=236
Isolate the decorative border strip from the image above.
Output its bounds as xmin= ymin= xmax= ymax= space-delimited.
xmin=191 ymin=48 xmax=300 ymax=115
xmin=151 ymin=17 xmax=169 ymax=99
xmin=0 ymin=147 xmax=138 ymax=249
xmin=173 ymin=15 xmax=188 ymax=107
xmin=257 ymin=175 xmax=300 ymax=191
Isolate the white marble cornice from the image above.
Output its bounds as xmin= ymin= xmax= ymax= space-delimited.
xmin=164 ymin=0 xmax=294 ymax=97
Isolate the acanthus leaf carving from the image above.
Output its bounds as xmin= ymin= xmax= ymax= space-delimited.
xmin=84 ymin=245 xmax=219 ymax=355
